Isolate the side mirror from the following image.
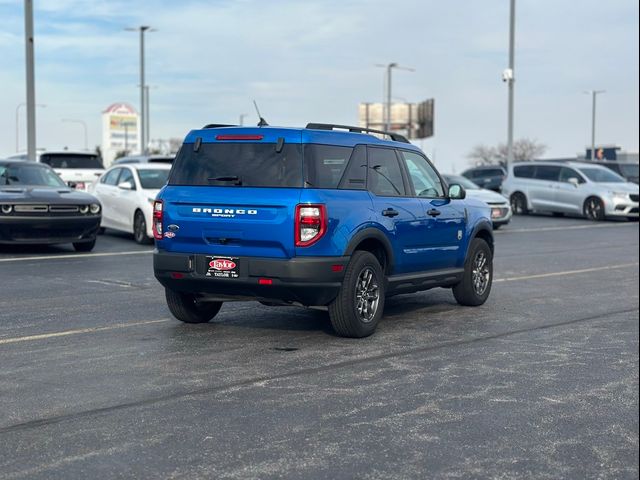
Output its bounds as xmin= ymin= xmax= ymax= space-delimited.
xmin=448 ymin=183 xmax=466 ymax=200
xmin=568 ymin=177 xmax=580 ymax=187
xmin=117 ymin=181 xmax=134 ymax=190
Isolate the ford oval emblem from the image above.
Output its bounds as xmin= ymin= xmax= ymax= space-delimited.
xmin=167 ymin=224 xmax=179 ymax=232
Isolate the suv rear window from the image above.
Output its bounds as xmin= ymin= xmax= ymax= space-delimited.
xmin=40 ymin=153 xmax=103 ymax=169
xmin=169 ymin=143 xmax=303 ymax=187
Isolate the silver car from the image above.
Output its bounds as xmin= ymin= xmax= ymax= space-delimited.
xmin=502 ymin=161 xmax=639 ymax=220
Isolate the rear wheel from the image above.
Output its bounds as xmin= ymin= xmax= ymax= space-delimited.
xmin=453 ymin=238 xmax=493 ymax=306
xmin=73 ymin=239 xmax=96 ymax=252
xmin=133 ymin=210 xmax=153 ymax=245
xmin=165 ymin=289 xmax=223 ymax=324
xmin=329 ymin=251 xmax=385 ymax=338
xmin=510 ymin=192 xmax=529 ymax=215
xmin=583 ymin=197 xmax=605 ymax=221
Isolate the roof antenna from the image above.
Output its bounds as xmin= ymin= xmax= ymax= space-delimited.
xmin=253 ymin=100 xmax=269 ymax=127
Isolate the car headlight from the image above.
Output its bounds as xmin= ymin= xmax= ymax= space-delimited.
xmin=1 ymin=204 xmax=13 ymax=214
xmin=79 ymin=205 xmax=89 ymax=214
xmin=610 ymin=192 xmax=629 ymax=201
xmin=90 ymin=203 xmax=101 ymax=214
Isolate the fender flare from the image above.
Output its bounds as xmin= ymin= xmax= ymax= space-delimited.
xmin=344 ymin=227 xmax=395 ymax=273
xmin=466 ymin=220 xmax=494 ymax=258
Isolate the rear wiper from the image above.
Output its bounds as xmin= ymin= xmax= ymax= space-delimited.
xmin=207 ymin=176 xmax=242 ymax=185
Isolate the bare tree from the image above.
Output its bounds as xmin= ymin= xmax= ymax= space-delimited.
xmin=468 ymin=138 xmax=547 ymax=166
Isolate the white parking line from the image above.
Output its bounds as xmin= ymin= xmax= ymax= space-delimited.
xmin=0 ymin=262 xmax=638 ymax=347
xmin=495 ymin=222 xmax=637 ymax=234
xmin=494 ymin=262 xmax=639 ymax=283
xmin=0 ymin=319 xmax=170 ymax=346
xmin=0 ymin=250 xmax=153 ymax=263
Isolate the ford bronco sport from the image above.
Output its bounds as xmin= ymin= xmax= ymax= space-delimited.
xmin=153 ymin=123 xmax=494 ymax=337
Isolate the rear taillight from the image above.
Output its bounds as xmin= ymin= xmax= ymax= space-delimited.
xmin=295 ymin=204 xmax=327 ymax=247
xmin=153 ymin=200 xmax=163 ymax=240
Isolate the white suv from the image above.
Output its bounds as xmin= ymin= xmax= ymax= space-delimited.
xmin=502 ymin=161 xmax=639 ymax=220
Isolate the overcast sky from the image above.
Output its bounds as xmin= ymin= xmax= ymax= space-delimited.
xmin=0 ymin=0 xmax=638 ymax=172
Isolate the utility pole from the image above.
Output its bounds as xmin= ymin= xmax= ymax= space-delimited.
xmin=584 ymin=90 xmax=605 ymax=160
xmin=126 ymin=26 xmax=154 ymax=154
xmin=145 ymin=85 xmax=150 ymax=151
xmin=15 ymin=102 xmax=45 ymax=152
xmin=375 ymin=63 xmax=414 ymax=132
xmin=24 ymin=0 xmax=36 ymax=161
xmin=239 ymin=113 xmax=247 ymax=126
xmin=505 ymin=0 xmax=516 ymax=168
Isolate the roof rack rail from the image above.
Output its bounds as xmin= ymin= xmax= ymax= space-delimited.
xmin=202 ymin=124 xmax=238 ymax=129
xmin=305 ymin=123 xmax=410 ymax=144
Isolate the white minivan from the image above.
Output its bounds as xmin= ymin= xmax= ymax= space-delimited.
xmin=502 ymin=161 xmax=639 ymax=220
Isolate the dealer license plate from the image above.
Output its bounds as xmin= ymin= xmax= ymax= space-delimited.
xmin=205 ymin=256 xmax=240 ymax=278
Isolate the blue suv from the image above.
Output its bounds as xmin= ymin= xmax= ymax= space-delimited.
xmin=153 ymin=123 xmax=494 ymax=337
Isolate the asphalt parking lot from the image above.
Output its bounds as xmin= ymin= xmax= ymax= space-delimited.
xmin=0 ymin=215 xmax=638 ymax=479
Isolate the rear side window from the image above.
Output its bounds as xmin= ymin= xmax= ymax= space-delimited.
xmin=367 ymin=147 xmax=406 ymax=196
xmin=337 ymin=146 xmax=367 ymax=190
xmin=40 ymin=153 xmax=103 ymax=169
xmin=101 ymin=168 xmax=121 ymax=185
xmin=304 ymin=145 xmax=353 ymax=188
xmin=535 ymin=166 xmax=561 ymax=181
xmin=513 ymin=165 xmax=535 ymax=178
xmin=169 ymin=143 xmax=303 ymax=187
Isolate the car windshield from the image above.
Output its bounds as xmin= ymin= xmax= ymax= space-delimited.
xmin=138 ymin=169 xmax=170 ymax=189
xmin=444 ymin=175 xmax=480 ymax=190
xmin=578 ymin=167 xmax=626 ymax=183
xmin=40 ymin=153 xmax=104 ymax=169
xmin=0 ymin=164 xmax=67 ymax=187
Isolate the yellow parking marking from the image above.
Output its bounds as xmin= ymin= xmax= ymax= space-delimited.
xmin=495 ymin=222 xmax=637 ymax=234
xmin=0 ymin=319 xmax=170 ymax=346
xmin=494 ymin=262 xmax=639 ymax=283
xmin=0 ymin=250 xmax=153 ymax=263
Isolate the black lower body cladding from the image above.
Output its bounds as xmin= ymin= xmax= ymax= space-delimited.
xmin=154 ymin=251 xmax=349 ymax=306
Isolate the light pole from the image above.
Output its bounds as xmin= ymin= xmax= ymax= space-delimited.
xmin=584 ymin=90 xmax=605 ymax=161
xmin=375 ymin=63 xmax=414 ymax=132
xmin=24 ymin=0 xmax=37 ymax=161
xmin=239 ymin=113 xmax=247 ymax=126
xmin=505 ymin=0 xmax=516 ymax=168
xmin=61 ymin=119 xmax=88 ymax=150
xmin=16 ymin=102 xmax=45 ymax=152
xmin=126 ymin=25 xmax=155 ymax=154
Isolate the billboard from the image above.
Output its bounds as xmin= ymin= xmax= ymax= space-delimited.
xmin=358 ymin=98 xmax=434 ymax=139
xmin=101 ymin=103 xmax=140 ymax=167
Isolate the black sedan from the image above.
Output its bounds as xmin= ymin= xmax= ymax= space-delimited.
xmin=0 ymin=160 xmax=102 ymax=251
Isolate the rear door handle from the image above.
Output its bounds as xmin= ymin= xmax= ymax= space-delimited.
xmin=382 ymin=208 xmax=399 ymax=217
xmin=427 ymin=209 xmax=441 ymax=217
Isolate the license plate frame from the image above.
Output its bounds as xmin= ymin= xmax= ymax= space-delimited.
xmin=205 ymin=256 xmax=240 ymax=279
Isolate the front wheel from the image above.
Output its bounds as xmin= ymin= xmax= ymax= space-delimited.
xmin=583 ymin=197 xmax=605 ymax=221
xmin=165 ymin=289 xmax=223 ymax=323
xmin=329 ymin=251 xmax=385 ymax=338
xmin=510 ymin=192 xmax=529 ymax=215
xmin=73 ymin=239 xmax=96 ymax=252
xmin=453 ymin=238 xmax=493 ymax=306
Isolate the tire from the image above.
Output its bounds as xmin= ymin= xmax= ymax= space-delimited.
xmin=73 ymin=239 xmax=96 ymax=252
xmin=165 ymin=288 xmax=223 ymax=324
xmin=552 ymin=212 xmax=564 ymax=217
xmin=453 ymin=238 xmax=493 ymax=306
xmin=133 ymin=210 xmax=153 ymax=245
xmin=492 ymin=224 xmax=502 ymax=230
xmin=510 ymin=192 xmax=529 ymax=215
xmin=328 ymin=251 xmax=385 ymax=338
xmin=583 ymin=197 xmax=605 ymax=221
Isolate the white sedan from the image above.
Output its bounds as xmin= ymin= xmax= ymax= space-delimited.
xmin=90 ymin=163 xmax=171 ymax=244
xmin=443 ymin=174 xmax=513 ymax=229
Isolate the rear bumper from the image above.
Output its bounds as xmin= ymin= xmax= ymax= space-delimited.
xmin=154 ymin=251 xmax=349 ymax=306
xmin=0 ymin=215 xmax=101 ymax=244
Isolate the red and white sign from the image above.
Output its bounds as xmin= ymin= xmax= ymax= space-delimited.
xmin=209 ymin=259 xmax=237 ymax=271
